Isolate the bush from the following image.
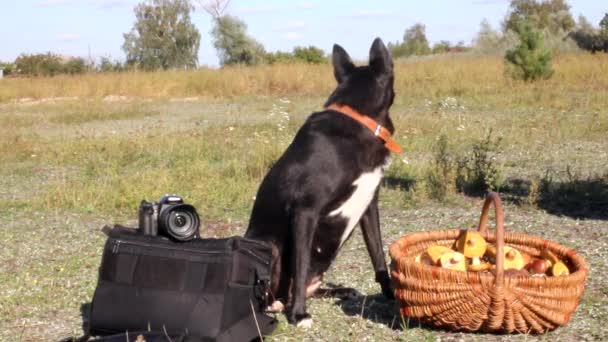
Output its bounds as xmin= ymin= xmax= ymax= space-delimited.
xmin=456 ymin=130 xmax=504 ymax=195
xmin=99 ymin=57 xmax=126 ymax=72
xmin=0 ymin=61 xmax=15 ymax=76
xmin=505 ymin=22 xmax=554 ymax=81
xmin=431 ymin=41 xmax=452 ymax=54
xmin=15 ymin=53 xmax=64 ymax=76
xmin=63 ymin=57 xmax=87 ymax=74
xmin=14 ymin=53 xmax=88 ymax=76
xmin=266 ymin=46 xmax=327 ymax=65
xmin=426 ymin=134 xmax=456 ymax=201
xmin=292 ymin=46 xmax=326 ymax=64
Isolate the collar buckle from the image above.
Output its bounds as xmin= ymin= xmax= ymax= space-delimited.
xmin=374 ymin=125 xmax=382 ymax=136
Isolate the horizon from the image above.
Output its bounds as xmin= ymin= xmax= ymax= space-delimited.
xmin=1 ymin=0 xmax=605 ymax=67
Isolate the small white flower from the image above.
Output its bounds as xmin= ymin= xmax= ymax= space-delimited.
xmin=401 ymin=157 xmax=410 ymax=165
xmin=228 ymin=126 xmax=235 ymax=131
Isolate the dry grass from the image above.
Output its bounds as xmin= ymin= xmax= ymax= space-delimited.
xmin=0 ymin=52 xmax=607 ymax=341
xmin=1 ymin=53 xmax=607 ymax=108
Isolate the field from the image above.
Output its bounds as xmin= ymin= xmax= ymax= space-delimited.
xmin=0 ymin=53 xmax=607 ymax=341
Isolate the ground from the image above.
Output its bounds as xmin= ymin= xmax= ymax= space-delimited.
xmin=0 ymin=89 xmax=606 ymax=341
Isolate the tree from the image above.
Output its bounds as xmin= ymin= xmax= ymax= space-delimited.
xmin=432 ymin=40 xmax=452 ymax=54
xmin=122 ymin=0 xmax=200 ymax=70
xmin=568 ymin=13 xmax=608 ymax=53
xmin=576 ymin=14 xmax=595 ymax=34
xmin=99 ymin=57 xmax=125 ymax=72
xmin=210 ymin=15 xmax=266 ymax=66
xmin=403 ymin=23 xmax=431 ymax=55
xmin=197 ymin=0 xmax=231 ymax=18
xmin=503 ymin=0 xmax=574 ymax=35
xmin=389 ymin=23 xmax=430 ymax=58
xmin=600 ymin=13 xmax=608 ymax=33
xmin=505 ymin=22 xmax=553 ymax=81
xmin=474 ymin=19 xmax=504 ymax=53
xmin=197 ymin=0 xmax=267 ymax=66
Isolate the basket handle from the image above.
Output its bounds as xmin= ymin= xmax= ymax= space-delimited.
xmin=477 ymin=192 xmax=505 ymax=286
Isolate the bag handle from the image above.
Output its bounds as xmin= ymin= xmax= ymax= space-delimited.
xmin=477 ymin=192 xmax=505 ymax=286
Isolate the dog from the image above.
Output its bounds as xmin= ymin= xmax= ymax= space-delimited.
xmin=245 ymin=38 xmax=399 ymax=328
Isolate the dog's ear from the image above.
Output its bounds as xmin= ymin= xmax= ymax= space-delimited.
xmin=332 ymin=44 xmax=355 ymax=83
xmin=369 ymin=37 xmax=393 ymax=76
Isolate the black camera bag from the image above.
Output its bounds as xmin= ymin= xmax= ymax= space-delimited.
xmin=87 ymin=226 xmax=276 ymax=342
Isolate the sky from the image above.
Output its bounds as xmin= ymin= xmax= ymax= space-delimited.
xmin=1 ymin=0 xmax=605 ymax=67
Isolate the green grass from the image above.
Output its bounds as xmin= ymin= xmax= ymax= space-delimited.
xmin=0 ymin=54 xmax=607 ymax=341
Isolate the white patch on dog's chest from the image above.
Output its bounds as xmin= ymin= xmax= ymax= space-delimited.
xmin=329 ymin=158 xmax=391 ymax=247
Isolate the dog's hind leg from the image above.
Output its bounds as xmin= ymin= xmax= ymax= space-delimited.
xmin=266 ymin=243 xmax=286 ymax=313
xmin=306 ymin=275 xmax=323 ymax=297
xmin=287 ymin=210 xmax=319 ymax=328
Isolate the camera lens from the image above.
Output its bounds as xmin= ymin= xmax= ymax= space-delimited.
xmin=169 ymin=211 xmax=191 ymax=232
xmin=159 ymin=204 xmax=200 ymax=241
xmin=173 ymin=213 xmax=187 ymax=227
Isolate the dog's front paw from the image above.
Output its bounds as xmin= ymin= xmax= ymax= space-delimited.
xmin=381 ymin=283 xmax=394 ymax=300
xmin=287 ymin=310 xmax=312 ymax=328
xmin=375 ymin=270 xmax=394 ymax=299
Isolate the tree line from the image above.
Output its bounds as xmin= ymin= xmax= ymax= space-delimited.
xmin=389 ymin=0 xmax=607 ymax=59
xmin=0 ymin=0 xmax=606 ymax=77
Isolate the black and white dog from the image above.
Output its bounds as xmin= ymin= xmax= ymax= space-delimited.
xmin=245 ymin=38 xmax=399 ymax=328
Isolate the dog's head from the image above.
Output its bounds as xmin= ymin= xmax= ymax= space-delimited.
xmin=325 ymin=38 xmax=395 ymax=128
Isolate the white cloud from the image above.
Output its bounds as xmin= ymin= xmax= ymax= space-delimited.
xmin=56 ymin=33 xmax=81 ymax=42
xmin=283 ymin=32 xmax=303 ymax=41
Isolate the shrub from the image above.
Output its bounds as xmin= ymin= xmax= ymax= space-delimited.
xmin=456 ymin=130 xmax=504 ymax=195
xmin=505 ymin=22 xmax=554 ymax=81
xmin=15 ymin=53 xmax=64 ymax=76
xmin=63 ymin=57 xmax=87 ymax=74
xmin=14 ymin=53 xmax=88 ymax=76
xmin=426 ymin=134 xmax=456 ymax=201
xmin=266 ymin=46 xmax=327 ymax=65
xmin=99 ymin=57 xmax=126 ymax=72
xmin=292 ymin=46 xmax=326 ymax=64
xmin=0 ymin=61 xmax=15 ymax=76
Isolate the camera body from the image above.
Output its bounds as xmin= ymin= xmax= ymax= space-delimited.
xmin=138 ymin=195 xmax=200 ymax=241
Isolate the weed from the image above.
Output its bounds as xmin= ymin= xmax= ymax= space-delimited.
xmin=426 ymin=134 xmax=456 ymax=202
xmin=456 ymin=129 xmax=504 ymax=196
xmin=525 ymin=177 xmax=541 ymax=207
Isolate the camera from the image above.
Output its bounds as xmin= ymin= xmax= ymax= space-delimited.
xmin=138 ymin=194 xmax=200 ymax=241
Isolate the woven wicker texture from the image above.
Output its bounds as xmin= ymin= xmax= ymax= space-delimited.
xmin=389 ymin=193 xmax=588 ymax=334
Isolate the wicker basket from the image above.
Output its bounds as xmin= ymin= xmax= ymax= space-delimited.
xmin=389 ymin=192 xmax=588 ymax=334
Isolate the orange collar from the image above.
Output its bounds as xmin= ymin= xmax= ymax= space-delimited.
xmin=327 ymin=103 xmax=403 ymax=153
